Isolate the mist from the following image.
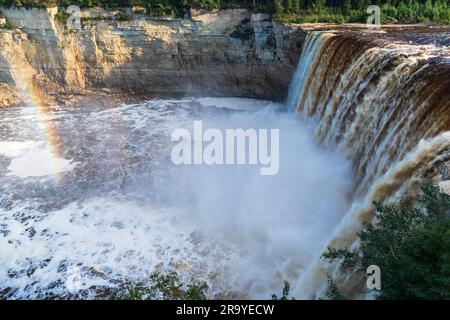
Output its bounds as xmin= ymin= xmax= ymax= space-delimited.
xmin=158 ymin=100 xmax=354 ymax=298
xmin=0 ymin=98 xmax=354 ymax=299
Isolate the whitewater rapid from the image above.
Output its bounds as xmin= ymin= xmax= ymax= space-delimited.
xmin=0 ymin=97 xmax=353 ymax=299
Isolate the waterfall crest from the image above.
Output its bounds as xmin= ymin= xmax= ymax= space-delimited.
xmin=288 ymin=31 xmax=450 ymax=298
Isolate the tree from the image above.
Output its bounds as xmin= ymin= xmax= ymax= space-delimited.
xmin=114 ymin=271 xmax=208 ymax=300
xmin=322 ymin=185 xmax=450 ymax=300
xmin=311 ymin=0 xmax=325 ymax=12
xmin=274 ymin=0 xmax=285 ymax=15
xmin=292 ymin=0 xmax=300 ymax=13
xmin=342 ymin=0 xmax=351 ymax=13
xmin=284 ymin=0 xmax=294 ymax=13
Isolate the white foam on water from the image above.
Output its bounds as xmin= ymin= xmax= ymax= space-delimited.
xmin=0 ymin=141 xmax=35 ymax=157
xmin=0 ymin=197 xmax=211 ymax=297
xmin=0 ymin=141 xmax=75 ymax=178
xmin=0 ymin=98 xmax=354 ymax=299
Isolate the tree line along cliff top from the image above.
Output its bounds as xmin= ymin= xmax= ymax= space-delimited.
xmin=0 ymin=0 xmax=448 ymax=24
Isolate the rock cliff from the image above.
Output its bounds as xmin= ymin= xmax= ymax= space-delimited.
xmin=0 ymin=8 xmax=304 ymax=107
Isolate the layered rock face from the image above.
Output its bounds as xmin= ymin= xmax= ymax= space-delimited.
xmin=0 ymin=8 xmax=304 ymax=107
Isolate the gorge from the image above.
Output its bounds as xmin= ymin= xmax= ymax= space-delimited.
xmin=0 ymin=7 xmax=449 ymax=299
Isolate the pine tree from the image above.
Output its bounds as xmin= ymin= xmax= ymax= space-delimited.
xmin=311 ymin=0 xmax=325 ymax=12
xmin=274 ymin=0 xmax=285 ymax=15
xmin=293 ymin=0 xmax=300 ymax=14
xmin=285 ymin=0 xmax=294 ymax=14
xmin=342 ymin=0 xmax=352 ymax=13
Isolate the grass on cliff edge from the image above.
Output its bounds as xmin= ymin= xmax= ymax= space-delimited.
xmin=0 ymin=1 xmax=449 ymax=24
xmin=275 ymin=1 xmax=449 ymax=24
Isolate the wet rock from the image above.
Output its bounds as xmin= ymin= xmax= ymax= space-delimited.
xmin=0 ymin=287 xmax=17 ymax=299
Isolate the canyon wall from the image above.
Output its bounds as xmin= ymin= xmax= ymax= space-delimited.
xmin=0 ymin=8 xmax=304 ymax=107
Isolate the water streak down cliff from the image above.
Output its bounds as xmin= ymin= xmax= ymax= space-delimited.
xmin=288 ymin=30 xmax=450 ymax=298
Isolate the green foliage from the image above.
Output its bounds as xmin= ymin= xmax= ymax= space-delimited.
xmin=312 ymin=0 xmax=326 ymax=13
xmin=55 ymin=9 xmax=70 ymax=24
xmin=113 ymin=271 xmax=208 ymax=300
xmin=342 ymin=0 xmax=351 ymax=14
xmin=144 ymin=0 xmax=180 ymax=16
xmin=184 ymin=0 xmax=220 ymax=10
xmin=0 ymin=0 xmax=58 ymax=8
xmin=381 ymin=0 xmax=450 ymax=24
xmin=325 ymin=276 xmax=347 ymax=300
xmin=322 ymin=247 xmax=359 ymax=268
xmin=0 ymin=0 xmax=448 ymax=24
xmin=274 ymin=0 xmax=284 ymax=15
xmin=322 ymin=184 xmax=450 ymax=300
xmin=274 ymin=0 xmax=449 ymax=24
xmin=250 ymin=3 xmax=276 ymax=14
xmin=274 ymin=6 xmax=369 ymax=23
xmin=3 ymin=21 xmax=16 ymax=29
xmin=271 ymin=280 xmax=295 ymax=300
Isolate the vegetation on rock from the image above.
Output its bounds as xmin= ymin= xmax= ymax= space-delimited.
xmin=271 ymin=280 xmax=295 ymax=300
xmin=0 ymin=0 xmax=448 ymax=24
xmin=113 ymin=271 xmax=208 ymax=300
xmin=323 ymin=184 xmax=450 ymax=300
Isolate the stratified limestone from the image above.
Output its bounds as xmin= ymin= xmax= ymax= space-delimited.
xmin=0 ymin=8 xmax=304 ymax=107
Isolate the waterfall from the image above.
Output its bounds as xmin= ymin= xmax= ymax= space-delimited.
xmin=286 ymin=31 xmax=334 ymax=111
xmin=288 ymin=31 xmax=450 ymax=298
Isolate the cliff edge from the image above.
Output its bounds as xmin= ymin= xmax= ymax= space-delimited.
xmin=0 ymin=8 xmax=304 ymax=107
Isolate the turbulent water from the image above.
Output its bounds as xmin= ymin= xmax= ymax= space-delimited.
xmin=1 ymin=28 xmax=449 ymax=300
xmin=0 ymin=97 xmax=354 ymax=299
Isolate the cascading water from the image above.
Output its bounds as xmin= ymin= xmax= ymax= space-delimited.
xmin=287 ymin=30 xmax=450 ymax=298
xmin=286 ymin=31 xmax=333 ymax=111
xmin=0 ymin=27 xmax=449 ymax=300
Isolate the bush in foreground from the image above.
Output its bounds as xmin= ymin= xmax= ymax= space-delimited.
xmin=113 ymin=271 xmax=208 ymax=300
xmin=322 ymin=184 xmax=450 ymax=300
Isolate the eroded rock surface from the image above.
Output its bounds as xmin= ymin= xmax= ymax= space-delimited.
xmin=0 ymin=8 xmax=304 ymax=107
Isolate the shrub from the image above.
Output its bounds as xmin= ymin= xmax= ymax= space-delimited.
xmin=322 ymin=184 xmax=450 ymax=300
xmin=271 ymin=280 xmax=295 ymax=300
xmin=0 ymin=1 xmax=448 ymax=24
xmin=184 ymin=0 xmax=220 ymax=11
xmin=55 ymin=10 xmax=70 ymax=24
xmin=113 ymin=271 xmax=208 ymax=300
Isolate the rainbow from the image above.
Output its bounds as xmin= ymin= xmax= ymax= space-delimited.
xmin=10 ymin=65 xmax=64 ymax=184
